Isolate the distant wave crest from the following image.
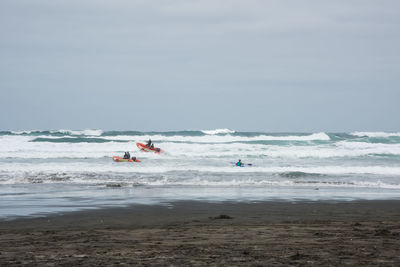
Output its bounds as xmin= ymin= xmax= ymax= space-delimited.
xmin=54 ymin=129 xmax=104 ymax=136
xmin=201 ymin=129 xmax=236 ymax=135
xmin=351 ymin=132 xmax=400 ymax=138
xmin=257 ymin=132 xmax=330 ymax=141
xmin=6 ymin=129 xmax=104 ymax=136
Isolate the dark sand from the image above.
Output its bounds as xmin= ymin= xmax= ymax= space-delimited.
xmin=1 ymin=200 xmax=400 ymax=266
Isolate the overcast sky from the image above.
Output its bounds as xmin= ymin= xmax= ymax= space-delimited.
xmin=1 ymin=0 xmax=399 ymax=132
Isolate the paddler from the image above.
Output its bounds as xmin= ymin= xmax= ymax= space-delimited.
xmin=236 ymin=159 xmax=243 ymax=167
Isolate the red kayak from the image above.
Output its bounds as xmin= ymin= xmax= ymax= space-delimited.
xmin=136 ymin=143 xmax=163 ymax=154
xmin=112 ymin=156 xmax=141 ymax=162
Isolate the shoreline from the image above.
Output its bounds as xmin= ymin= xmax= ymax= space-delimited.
xmin=3 ymin=183 xmax=400 ymax=221
xmin=1 ymin=200 xmax=400 ymax=265
xmin=2 ymin=199 xmax=400 ymax=227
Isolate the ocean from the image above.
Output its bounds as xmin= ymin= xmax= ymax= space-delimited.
xmin=1 ymin=129 xmax=400 ymax=219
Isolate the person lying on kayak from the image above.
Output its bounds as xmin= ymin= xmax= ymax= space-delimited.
xmin=123 ymin=152 xmax=131 ymax=159
xmin=150 ymin=144 xmax=154 ymax=149
xmin=236 ymin=159 xmax=243 ymax=167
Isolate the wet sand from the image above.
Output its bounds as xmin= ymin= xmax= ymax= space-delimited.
xmin=1 ymin=200 xmax=400 ymax=266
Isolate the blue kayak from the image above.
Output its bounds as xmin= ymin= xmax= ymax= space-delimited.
xmin=231 ymin=162 xmax=252 ymax=167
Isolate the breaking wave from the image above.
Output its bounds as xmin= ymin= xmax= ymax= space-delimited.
xmin=351 ymin=132 xmax=400 ymax=138
xmin=201 ymin=129 xmax=236 ymax=135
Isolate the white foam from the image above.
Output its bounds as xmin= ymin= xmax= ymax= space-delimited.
xmin=0 ymin=135 xmax=134 ymax=159
xmin=160 ymin=141 xmax=400 ymax=158
xmin=201 ymin=129 xmax=236 ymax=135
xmin=102 ymin=132 xmax=330 ymax=143
xmin=10 ymin=130 xmax=37 ymax=135
xmin=2 ymin=163 xmax=400 ymax=176
xmin=351 ymin=132 xmax=400 ymax=138
xmin=2 ymin=166 xmax=400 ymax=189
xmin=1 ymin=135 xmax=400 ymax=159
xmin=53 ymin=129 xmax=103 ymax=136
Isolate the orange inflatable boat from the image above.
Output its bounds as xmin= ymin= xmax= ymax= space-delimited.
xmin=112 ymin=156 xmax=141 ymax=162
xmin=136 ymin=143 xmax=163 ymax=154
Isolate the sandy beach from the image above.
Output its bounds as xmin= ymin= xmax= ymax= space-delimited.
xmin=0 ymin=200 xmax=399 ymax=266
